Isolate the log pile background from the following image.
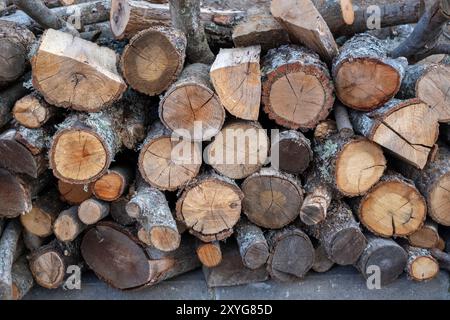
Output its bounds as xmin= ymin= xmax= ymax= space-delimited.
xmin=0 ymin=0 xmax=450 ymax=299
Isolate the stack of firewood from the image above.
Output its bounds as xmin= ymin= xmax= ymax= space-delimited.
xmin=0 ymin=0 xmax=450 ymax=299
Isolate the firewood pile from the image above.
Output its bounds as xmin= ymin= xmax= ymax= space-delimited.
xmin=0 ymin=0 xmax=450 ymax=299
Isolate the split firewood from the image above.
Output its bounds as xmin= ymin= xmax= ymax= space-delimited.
xmin=235 ymin=218 xmax=269 ymax=270
xmin=205 ymin=120 xmax=269 ymax=179
xmin=196 ymin=241 xmax=222 ymax=268
xmin=10 ymin=255 xmax=34 ymax=300
xmin=0 ymin=76 xmax=30 ymax=128
xmin=78 ymin=199 xmax=110 ymax=225
xmin=120 ymin=26 xmax=186 ymax=96
xmin=355 ymin=235 xmax=407 ymax=286
xmin=350 ymin=98 xmax=439 ymax=169
xmin=32 ymin=29 xmax=127 ymax=112
xmin=304 ymin=200 xmax=366 ymax=265
xmin=270 ymin=0 xmax=338 ymax=63
xmin=57 ymin=180 xmax=93 ymax=205
xmin=138 ymin=121 xmax=201 ymax=191
xmin=431 ymin=248 xmax=450 ymax=272
xmin=53 ymin=206 xmax=87 ymax=242
xmin=20 ymin=189 xmax=65 ymax=238
xmin=242 ymin=168 xmax=303 ymax=229
xmin=159 ymin=63 xmax=225 ymax=141
xmin=0 ymin=220 xmax=22 ymax=300
xmin=22 ymin=230 xmax=46 ymax=252
xmin=203 ymin=241 xmax=269 ymax=287
xmin=13 ymin=93 xmax=56 ymax=129
xmin=92 ymin=166 xmax=133 ymax=202
xmin=176 ymin=171 xmax=243 ymax=242
xmin=333 ymin=33 xmax=407 ymax=111
xmin=351 ymin=172 xmax=427 ymax=238
xmin=395 ymin=144 xmax=450 ymax=226
xmin=271 ymin=130 xmax=312 ymax=175
xmin=28 ymin=239 xmax=81 ymax=289
xmin=404 ymin=245 xmax=440 ymax=281
xmin=0 ymin=21 xmax=35 ymax=88
xmin=334 ymin=103 xmax=354 ymax=138
xmin=127 ymin=177 xmax=180 ymax=252
xmin=312 ymin=244 xmax=334 ymax=273
xmin=408 ymin=221 xmax=441 ymax=249
xmin=210 ymin=46 xmax=261 ymax=121
xmin=266 ymin=226 xmax=314 ymax=281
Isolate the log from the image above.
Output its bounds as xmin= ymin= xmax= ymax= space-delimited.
xmin=138 ymin=121 xmax=202 ymax=191
xmin=398 ymin=63 xmax=450 ymax=123
xmin=352 ymin=172 xmax=427 ymax=238
xmin=53 ymin=206 xmax=87 ymax=242
xmin=408 ymin=221 xmax=441 ymax=249
xmin=20 ymin=189 xmax=65 ymax=237
xmin=78 ymin=198 xmax=110 ymax=225
xmin=300 ymin=181 xmax=332 ymax=226
xmin=0 ymin=21 xmax=35 ymax=88
xmin=443 ymin=123 xmax=450 ymax=146
xmin=12 ymin=93 xmax=55 ymax=129
xmin=120 ymin=26 xmax=186 ymax=96
xmin=59 ymin=0 xmax=94 ymax=5
xmin=312 ymin=244 xmax=334 ymax=273
xmin=350 ymin=98 xmax=439 ymax=169
xmin=271 ymin=130 xmax=312 ymax=175
xmin=332 ymin=33 xmax=407 ymax=111
xmin=205 ymin=120 xmax=269 ymax=179
xmin=32 ymin=29 xmax=126 ymax=112
xmin=0 ymin=220 xmax=21 ymax=300
xmin=334 ymin=103 xmax=354 ymax=138
xmin=10 ymin=255 xmax=33 ymax=300
xmin=92 ymin=165 xmax=132 ymax=201
xmin=159 ymin=63 xmax=225 ymax=141
xmin=57 ymin=180 xmax=93 ymax=205
xmin=270 ymin=0 xmax=338 ymax=63
xmin=261 ymin=44 xmax=334 ymax=129
xmin=431 ymin=248 xmax=450 ymax=272
xmin=28 ymin=239 xmax=80 ymax=289
xmin=395 ymin=144 xmax=450 ymax=226
xmin=405 ymin=246 xmax=440 ymax=281
xmin=126 ymin=177 xmax=180 ymax=252
xmin=176 ymin=171 xmax=243 ymax=242
xmin=355 ymin=234 xmax=407 ymax=286
xmin=242 ymin=167 xmax=303 ymax=229
xmin=305 ymin=200 xmax=366 ymax=265
xmin=0 ymin=77 xmax=29 ymax=128
xmin=110 ymin=196 xmax=136 ymax=226
xmin=196 ymin=241 xmax=222 ymax=268
xmin=210 ymin=46 xmax=261 ymax=120
xmin=266 ymin=226 xmax=314 ymax=281
xmin=202 ymin=241 xmax=269 ymax=287
xmin=22 ymin=230 xmax=46 ymax=252
xmin=235 ymin=217 xmax=269 ymax=270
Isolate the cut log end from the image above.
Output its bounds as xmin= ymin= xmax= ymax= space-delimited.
xmin=53 ymin=207 xmax=86 ymax=242
xmin=429 ymin=172 xmax=450 ymax=225
xmin=197 ymin=242 xmax=222 ymax=268
xmin=110 ymin=0 xmax=130 ymax=39
xmin=330 ymin=227 xmax=366 ymax=265
xmin=20 ymin=208 xmax=52 ymax=238
xmin=408 ymin=254 xmax=439 ymax=281
xmin=57 ymin=180 xmax=92 ymax=205
xmin=13 ymin=94 xmax=51 ymax=129
xmin=78 ymin=199 xmax=110 ymax=225
xmin=272 ymin=130 xmax=312 ymax=175
xmin=150 ymin=227 xmax=181 ymax=252
xmin=0 ymin=168 xmax=32 ymax=218
xmin=30 ymin=251 xmax=65 ymax=289
xmin=92 ymin=171 xmax=127 ymax=202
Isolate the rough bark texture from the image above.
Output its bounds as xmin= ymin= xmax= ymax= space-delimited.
xmin=235 ymin=217 xmax=269 ymax=270
xmin=271 ymin=130 xmax=312 ymax=175
xmin=0 ymin=220 xmax=22 ymax=300
xmin=10 ymin=255 xmax=34 ymax=300
xmin=334 ymin=103 xmax=354 ymax=138
xmin=312 ymin=244 xmax=334 ymax=273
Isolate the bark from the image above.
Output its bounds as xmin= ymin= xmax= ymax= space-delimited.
xmin=0 ymin=76 xmax=30 ymax=128
xmin=404 ymin=245 xmax=439 ymax=281
xmin=0 ymin=220 xmax=21 ymax=300
xmin=271 ymin=130 xmax=312 ymax=175
xmin=312 ymin=244 xmax=334 ymax=273
xmin=92 ymin=165 xmax=133 ymax=201
xmin=407 ymin=220 xmax=441 ymax=249
xmin=78 ymin=198 xmax=110 ymax=225
xmin=57 ymin=180 xmax=93 ymax=205
xmin=431 ymin=248 xmax=450 ymax=272
xmin=22 ymin=230 xmax=46 ymax=252
xmin=53 ymin=206 xmax=87 ymax=242
xmin=110 ymin=195 xmax=136 ymax=226
xmin=235 ymin=217 xmax=269 ymax=270
xmin=334 ymin=103 xmax=354 ymax=138
xmin=10 ymin=255 xmax=33 ymax=300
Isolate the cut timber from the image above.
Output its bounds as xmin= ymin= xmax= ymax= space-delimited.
xmin=242 ymin=168 xmax=303 ymax=229
xmin=205 ymin=121 xmax=269 ymax=179
xmin=78 ymin=198 xmax=110 ymax=225
xmin=353 ymin=172 xmax=427 ymax=238
xmin=0 ymin=20 xmax=34 ymax=87
xmin=138 ymin=121 xmax=201 ymax=191
xmin=408 ymin=221 xmax=441 ymax=249
xmin=305 ymin=200 xmax=366 ymax=265
xmin=398 ymin=63 xmax=450 ymax=123
xmin=235 ymin=218 xmax=269 ymax=270
xmin=11 ymin=256 xmax=33 ymax=300
xmin=334 ymin=103 xmax=354 ymax=138
xmin=431 ymin=249 xmax=450 ymax=272
xmin=196 ymin=241 xmax=222 ymax=267
xmin=395 ymin=145 xmax=450 ymax=226
xmin=355 ymin=234 xmax=407 ymax=286
xmin=53 ymin=206 xmax=87 ymax=242
xmin=333 ymin=33 xmax=407 ymax=111
xmin=28 ymin=239 xmax=80 ymax=289
xmin=266 ymin=227 xmax=314 ymax=281
xmin=176 ymin=171 xmax=243 ymax=242
xmin=0 ymin=220 xmax=21 ymax=300
xmin=300 ymin=178 xmax=332 ymax=226
xmin=203 ymin=241 xmax=269 ymax=287
xmin=120 ymin=26 xmax=186 ymax=96
xmin=0 ymin=77 xmax=29 ymax=128
xmin=23 ymin=230 xmax=45 ymax=252
xmin=405 ymin=246 xmax=439 ymax=281
xmin=32 ymin=29 xmax=126 ymax=112
xmin=92 ymin=166 xmax=132 ymax=201
xmin=13 ymin=93 xmax=55 ymax=129
xmin=312 ymin=244 xmax=334 ymax=273
xmin=20 ymin=189 xmax=65 ymax=237
xmin=110 ymin=196 xmax=136 ymax=226
xmin=210 ymin=46 xmax=261 ymax=120
xmin=271 ymin=130 xmax=312 ymax=175
xmin=126 ymin=178 xmax=180 ymax=252
xmin=261 ymin=45 xmax=334 ymax=129
xmin=81 ymin=223 xmax=200 ymax=290
xmin=57 ymin=180 xmax=93 ymax=205
xmin=50 ymin=111 xmax=122 ymax=184
xmin=270 ymin=0 xmax=338 ymax=63
xmin=159 ymin=63 xmax=225 ymax=141
xmin=350 ymin=98 xmax=439 ymax=169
